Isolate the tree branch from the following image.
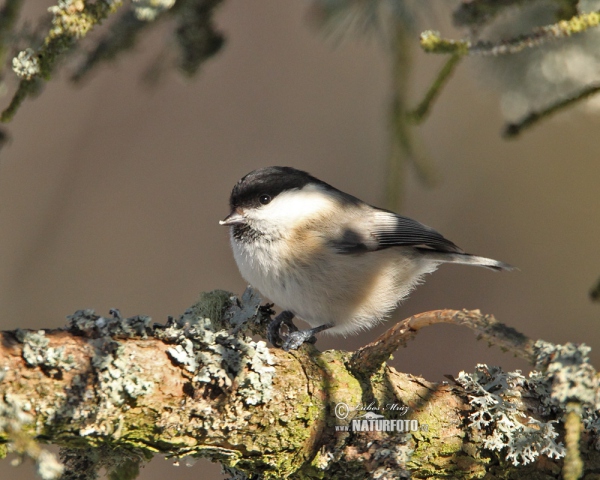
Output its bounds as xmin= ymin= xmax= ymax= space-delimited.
xmin=349 ymin=309 xmax=536 ymax=375
xmin=503 ymin=82 xmax=600 ymax=138
xmin=1 ymin=1 xmax=125 ymax=122
xmin=0 ymin=291 xmax=598 ymax=479
xmin=420 ymin=11 xmax=600 ymax=56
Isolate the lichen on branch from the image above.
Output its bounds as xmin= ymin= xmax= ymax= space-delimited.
xmin=0 ymin=290 xmax=599 ymax=479
xmin=1 ymin=0 xmax=125 ymax=122
xmin=421 ymin=11 xmax=600 ymax=56
xmin=0 ymin=0 xmax=225 ymax=123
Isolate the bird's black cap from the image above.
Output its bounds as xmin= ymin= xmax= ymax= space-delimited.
xmin=229 ymin=166 xmax=330 ymax=210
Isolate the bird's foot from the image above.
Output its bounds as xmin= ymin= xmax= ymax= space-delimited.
xmin=267 ymin=310 xmax=295 ymax=348
xmin=281 ymin=323 xmax=334 ymax=351
xmin=268 ymin=311 xmax=333 ymax=350
xmin=282 ymin=330 xmax=318 ymax=351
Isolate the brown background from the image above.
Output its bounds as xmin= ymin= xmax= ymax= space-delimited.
xmin=1 ymin=1 xmax=599 ymax=479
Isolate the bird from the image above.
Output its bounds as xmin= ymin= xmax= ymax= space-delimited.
xmin=220 ymin=166 xmax=513 ymax=351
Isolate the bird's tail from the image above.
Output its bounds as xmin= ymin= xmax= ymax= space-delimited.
xmin=418 ymin=250 xmax=515 ymax=271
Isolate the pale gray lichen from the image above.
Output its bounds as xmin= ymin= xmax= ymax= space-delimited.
xmin=63 ymin=309 xmax=154 ymax=437
xmin=12 ymin=48 xmax=41 ymax=79
xmin=74 ymin=337 xmax=153 ymax=437
xmin=158 ymin=289 xmax=275 ymax=406
xmin=8 ymin=289 xmax=273 ymax=478
xmin=132 ymin=0 xmax=175 ymax=21
xmin=533 ymin=340 xmax=600 ymax=451
xmin=457 ymin=364 xmax=566 ymax=466
xmin=585 ymin=411 xmax=600 ymax=451
xmin=91 ymin=338 xmax=154 ymax=403
xmin=459 ymin=340 xmax=600 ymax=464
xmin=66 ymin=309 xmax=153 ymax=339
xmin=15 ymin=329 xmax=75 ymax=375
xmin=534 ymin=340 xmax=599 ymax=407
xmin=167 ymin=340 xmax=198 ymax=373
xmin=224 ymin=287 xmax=267 ymax=335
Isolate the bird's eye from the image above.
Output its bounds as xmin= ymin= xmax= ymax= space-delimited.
xmin=259 ymin=194 xmax=271 ymax=205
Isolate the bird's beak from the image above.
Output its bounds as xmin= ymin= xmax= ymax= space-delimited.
xmin=219 ymin=210 xmax=246 ymax=226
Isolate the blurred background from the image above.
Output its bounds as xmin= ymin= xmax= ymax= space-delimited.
xmin=1 ymin=0 xmax=599 ymax=478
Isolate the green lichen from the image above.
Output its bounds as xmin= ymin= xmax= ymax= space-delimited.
xmin=188 ymin=289 xmax=233 ymax=329
xmin=419 ymin=30 xmax=469 ymax=55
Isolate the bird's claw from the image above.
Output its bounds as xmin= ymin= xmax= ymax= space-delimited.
xmin=282 ymin=330 xmax=317 ymax=351
xmin=268 ymin=311 xmax=327 ymax=350
xmin=267 ymin=317 xmax=284 ymax=348
xmin=268 ymin=311 xmax=297 ymax=348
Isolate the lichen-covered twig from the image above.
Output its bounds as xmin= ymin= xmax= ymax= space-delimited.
xmin=452 ymin=0 xmax=579 ymax=29
xmin=71 ymin=10 xmax=150 ymax=83
xmin=1 ymin=0 xmax=125 ymax=123
xmin=419 ymin=30 xmax=470 ymax=55
xmin=72 ymin=0 xmax=225 ymax=84
xmin=504 ymin=82 xmax=600 ymax=138
xmin=421 ymin=11 xmax=600 ymax=56
xmin=349 ymin=309 xmax=536 ymax=375
xmin=2 ymin=291 xmax=597 ymax=478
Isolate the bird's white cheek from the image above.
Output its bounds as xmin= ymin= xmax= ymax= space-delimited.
xmin=250 ymin=186 xmax=337 ymax=231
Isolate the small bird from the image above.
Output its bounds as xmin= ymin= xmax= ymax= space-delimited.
xmin=220 ymin=166 xmax=512 ymax=351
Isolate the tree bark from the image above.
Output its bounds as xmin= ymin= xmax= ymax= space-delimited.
xmin=0 ymin=292 xmax=598 ymax=479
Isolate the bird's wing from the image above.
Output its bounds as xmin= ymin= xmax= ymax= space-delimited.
xmin=330 ymin=208 xmax=464 ymax=254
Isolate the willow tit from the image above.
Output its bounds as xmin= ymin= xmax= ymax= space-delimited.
xmin=221 ymin=166 xmax=512 ymax=351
